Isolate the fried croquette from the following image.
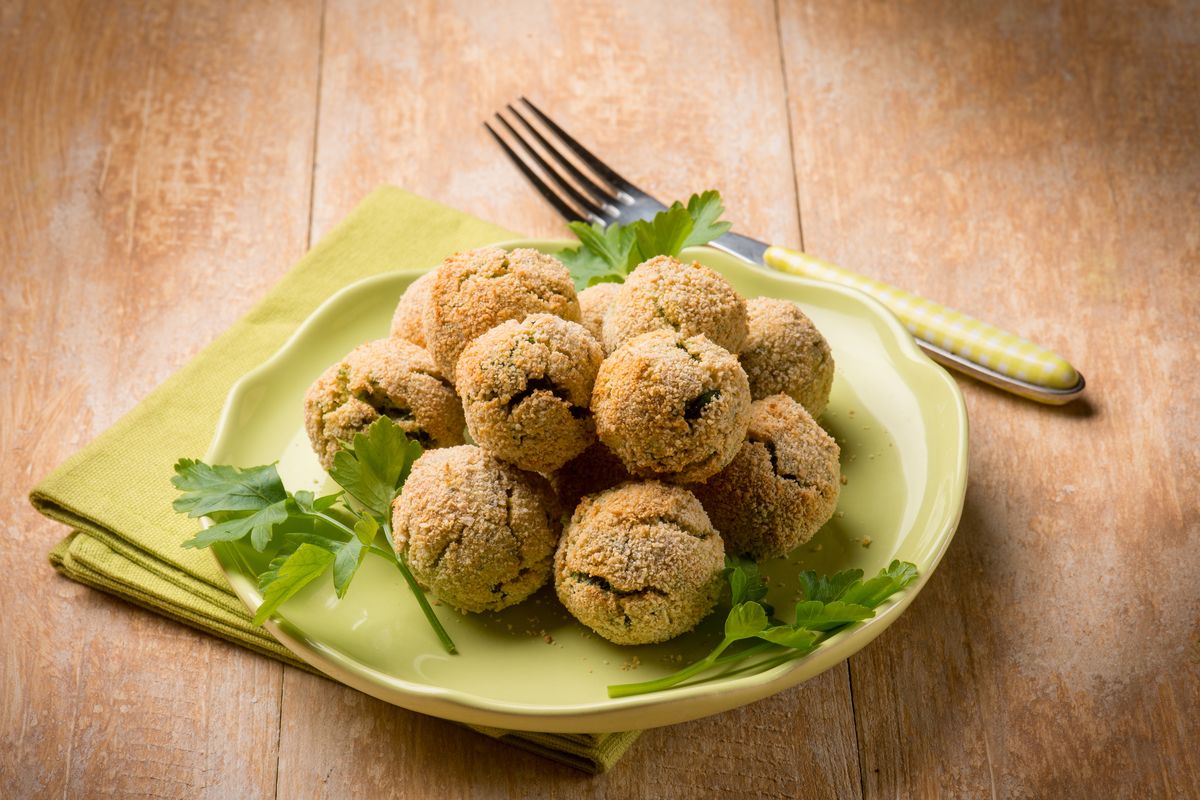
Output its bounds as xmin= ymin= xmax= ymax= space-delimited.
xmin=602 ymin=256 xmax=748 ymax=354
xmin=389 ymin=270 xmax=436 ymax=348
xmin=592 ymin=330 xmax=751 ymax=483
xmin=304 ymin=338 xmax=464 ymax=470
xmin=455 ymin=314 xmax=603 ymax=474
xmin=554 ymin=481 xmax=724 ymax=644
xmin=424 ymin=247 xmax=580 ymax=380
xmin=391 ymin=446 xmax=562 ymax=613
xmin=577 ymin=281 xmax=621 ymax=346
xmin=739 ymin=297 xmax=834 ymax=417
xmin=691 ymin=394 xmax=840 ymax=560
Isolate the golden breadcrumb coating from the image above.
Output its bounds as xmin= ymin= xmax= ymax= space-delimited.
xmin=424 ymin=247 xmax=580 ymax=381
xmin=602 ymin=255 xmax=748 ymax=354
xmin=391 ymin=446 xmax=562 ymax=613
xmin=577 ymin=282 xmax=621 ymax=348
xmin=592 ymin=330 xmax=751 ymax=483
xmin=389 ymin=270 xmax=436 ymax=348
xmin=303 ymin=338 xmax=464 ymax=470
xmin=740 ymin=297 xmax=835 ymax=418
xmin=455 ymin=314 xmax=603 ymax=474
xmin=691 ymin=395 xmax=840 ymax=561
xmin=554 ymin=481 xmax=724 ymax=644
xmin=549 ymin=440 xmax=632 ymax=515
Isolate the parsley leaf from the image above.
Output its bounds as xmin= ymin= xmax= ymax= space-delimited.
xmin=329 ymin=417 xmax=422 ymax=517
xmin=682 ymin=190 xmax=733 ymax=248
xmin=757 ymin=626 xmax=820 ymax=650
xmin=292 ymin=490 xmax=341 ymax=514
xmin=724 ymin=556 xmax=768 ymax=606
xmin=725 ymin=602 xmax=770 ymax=640
xmin=608 ymin=558 xmax=920 ymax=698
xmin=797 ymin=568 xmax=865 ymax=604
xmin=557 ymin=220 xmax=640 ymax=290
xmin=329 ymin=515 xmax=379 ymax=598
xmin=172 ymin=460 xmax=286 ymax=516
xmin=557 ymin=244 xmax=613 ymax=291
xmin=331 ymin=537 xmax=368 ymax=599
xmin=253 ymin=544 xmax=337 ymax=625
xmin=791 ymin=600 xmax=874 ymax=631
xmin=840 ymin=561 xmax=919 ymax=607
xmin=632 ymin=204 xmax=693 ymax=262
xmin=181 ymin=500 xmax=289 ymax=551
xmin=554 ymin=190 xmax=732 ymax=288
xmin=173 ymin=460 xmax=291 ymax=551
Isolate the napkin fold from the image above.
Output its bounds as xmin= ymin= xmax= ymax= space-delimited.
xmin=32 ymin=186 xmax=639 ymax=774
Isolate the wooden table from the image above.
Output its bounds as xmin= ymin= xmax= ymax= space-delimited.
xmin=4 ymin=1 xmax=1198 ymax=797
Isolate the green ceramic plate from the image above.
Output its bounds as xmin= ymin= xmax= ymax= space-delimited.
xmin=207 ymin=240 xmax=968 ymax=733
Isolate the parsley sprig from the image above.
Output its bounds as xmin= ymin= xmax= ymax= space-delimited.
xmin=606 ymin=557 xmax=918 ymax=698
xmin=556 ymin=190 xmax=733 ymax=289
xmin=173 ymin=417 xmax=456 ymax=653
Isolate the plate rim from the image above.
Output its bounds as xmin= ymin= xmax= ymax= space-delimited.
xmin=206 ymin=239 xmax=969 ymax=732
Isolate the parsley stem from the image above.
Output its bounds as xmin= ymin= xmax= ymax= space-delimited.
xmin=380 ymin=515 xmax=457 ymax=655
xmin=309 ymin=509 xmax=358 ymax=539
xmin=607 ymin=636 xmax=827 ymax=698
xmin=607 ymin=637 xmax=735 ymax=698
xmin=394 ymin=551 xmax=458 ymax=655
xmin=369 ymin=544 xmax=400 ymax=564
xmin=708 ymin=643 xmax=814 ymax=681
xmin=709 ymin=639 xmax=777 ymax=669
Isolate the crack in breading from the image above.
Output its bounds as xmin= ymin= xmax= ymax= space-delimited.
xmin=411 ymin=368 xmax=455 ymax=393
xmin=569 ymin=571 xmax=667 ymax=599
xmin=493 ymin=565 xmax=537 ymax=601
xmin=521 ymin=276 xmax=572 ymax=307
xmin=504 ymin=482 xmax=514 ymax=532
xmin=502 ymin=377 xmax=590 ymax=420
xmin=754 ymin=437 xmax=818 ymax=488
xmin=626 ymin=515 xmax=713 ymax=541
xmin=684 ymin=388 xmax=721 ymax=422
xmin=427 ymin=525 xmax=468 ymax=574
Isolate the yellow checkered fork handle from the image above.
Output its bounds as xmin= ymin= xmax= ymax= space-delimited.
xmin=764 ymin=246 xmax=1080 ymax=391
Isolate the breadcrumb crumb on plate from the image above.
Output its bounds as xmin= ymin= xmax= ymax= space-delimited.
xmin=204 ymin=239 xmax=967 ymax=734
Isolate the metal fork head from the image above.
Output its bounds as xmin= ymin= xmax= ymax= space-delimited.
xmin=485 ymin=98 xmax=667 ymax=228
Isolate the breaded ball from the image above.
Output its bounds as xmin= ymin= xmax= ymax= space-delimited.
xmin=304 ymin=338 xmax=464 ymax=470
xmin=577 ymin=281 xmax=621 ymax=346
xmin=389 ymin=270 xmax=436 ymax=347
xmin=602 ymin=255 xmax=748 ymax=354
xmin=550 ymin=441 xmax=632 ymax=514
xmin=592 ymin=330 xmax=751 ymax=483
xmin=554 ymin=481 xmax=724 ymax=645
xmin=391 ymin=446 xmax=562 ymax=613
xmin=691 ymin=395 xmax=841 ymax=561
xmin=455 ymin=314 xmax=603 ymax=474
xmin=424 ymin=247 xmax=581 ymax=380
xmin=740 ymin=297 xmax=835 ymax=417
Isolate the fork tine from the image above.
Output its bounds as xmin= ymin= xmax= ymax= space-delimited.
xmin=505 ymin=104 xmax=616 ymax=208
xmin=494 ymin=113 xmax=606 ymax=221
xmin=519 ymin=97 xmax=637 ymax=196
xmin=483 ymin=121 xmax=585 ymax=223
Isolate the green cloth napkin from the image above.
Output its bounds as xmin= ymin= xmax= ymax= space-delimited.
xmin=32 ymin=186 xmax=640 ymax=774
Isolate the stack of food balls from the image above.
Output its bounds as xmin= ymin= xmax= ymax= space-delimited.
xmin=303 ymin=246 xmax=841 ymax=645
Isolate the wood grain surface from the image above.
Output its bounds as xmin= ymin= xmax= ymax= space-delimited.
xmin=2 ymin=1 xmax=1197 ymax=798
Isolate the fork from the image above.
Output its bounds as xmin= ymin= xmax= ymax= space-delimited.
xmin=486 ymin=98 xmax=1085 ymax=404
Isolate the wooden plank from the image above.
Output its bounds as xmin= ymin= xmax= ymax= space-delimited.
xmin=275 ymin=669 xmax=858 ymax=799
xmin=778 ymin=1 xmax=1200 ymax=797
xmin=276 ymin=1 xmax=863 ymax=797
xmin=305 ymin=0 xmax=805 ymax=246
xmin=0 ymin=0 xmax=321 ymax=796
